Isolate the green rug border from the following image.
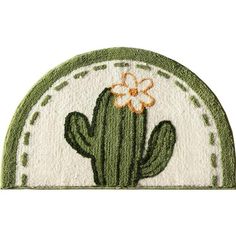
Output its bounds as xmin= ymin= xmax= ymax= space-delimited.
xmin=1 ymin=47 xmax=235 ymax=189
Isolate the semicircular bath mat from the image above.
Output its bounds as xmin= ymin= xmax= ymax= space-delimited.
xmin=1 ymin=47 xmax=235 ymax=189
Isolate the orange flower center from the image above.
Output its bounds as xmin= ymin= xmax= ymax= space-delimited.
xmin=129 ymin=88 xmax=138 ymax=97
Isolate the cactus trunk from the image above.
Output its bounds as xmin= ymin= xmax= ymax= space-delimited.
xmin=102 ymin=99 xmax=146 ymax=187
xmin=65 ymin=88 xmax=176 ymax=187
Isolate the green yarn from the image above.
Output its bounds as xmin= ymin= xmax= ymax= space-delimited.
xmin=202 ymin=114 xmax=211 ymax=126
xmin=212 ymin=175 xmax=218 ymax=187
xmin=41 ymin=95 xmax=51 ymax=106
xmin=190 ymin=96 xmax=201 ymax=108
xmin=1 ymin=47 xmax=235 ymax=189
xmin=74 ymin=71 xmax=89 ymax=79
xmin=157 ymin=70 xmax=170 ymax=79
xmin=30 ymin=112 xmax=40 ymax=125
xmin=64 ymin=88 xmax=176 ymax=187
xmin=54 ymin=81 xmax=68 ymax=91
xmin=21 ymin=153 xmax=28 ymax=167
xmin=114 ymin=62 xmax=130 ymax=67
xmin=211 ymin=154 xmax=217 ymax=168
xmin=136 ymin=64 xmax=151 ymax=71
xmin=23 ymin=132 xmax=30 ymax=145
xmin=93 ymin=64 xmax=107 ymax=71
xmin=210 ymin=133 xmax=216 ymax=145
xmin=175 ymin=81 xmax=188 ymax=92
xmin=21 ymin=174 xmax=27 ymax=187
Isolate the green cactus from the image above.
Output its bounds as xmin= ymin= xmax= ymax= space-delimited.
xmin=64 ymin=88 xmax=176 ymax=187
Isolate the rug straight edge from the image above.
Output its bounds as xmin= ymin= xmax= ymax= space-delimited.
xmin=1 ymin=186 xmax=236 ymax=190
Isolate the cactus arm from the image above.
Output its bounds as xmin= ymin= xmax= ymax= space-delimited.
xmin=139 ymin=121 xmax=176 ymax=179
xmin=64 ymin=88 xmax=112 ymax=186
xmin=64 ymin=112 xmax=93 ymax=158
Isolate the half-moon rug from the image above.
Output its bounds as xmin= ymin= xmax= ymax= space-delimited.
xmin=1 ymin=47 xmax=235 ymax=189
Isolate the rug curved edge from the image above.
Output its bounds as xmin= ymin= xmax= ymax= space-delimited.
xmin=1 ymin=47 xmax=235 ymax=189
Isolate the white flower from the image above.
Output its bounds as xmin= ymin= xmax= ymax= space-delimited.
xmin=111 ymin=72 xmax=155 ymax=114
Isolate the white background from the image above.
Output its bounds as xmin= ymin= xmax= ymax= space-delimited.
xmin=0 ymin=0 xmax=236 ymax=235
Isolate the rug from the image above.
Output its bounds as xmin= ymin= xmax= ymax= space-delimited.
xmin=1 ymin=47 xmax=235 ymax=189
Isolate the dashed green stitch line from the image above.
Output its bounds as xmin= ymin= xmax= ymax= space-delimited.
xmin=114 ymin=62 xmax=130 ymax=67
xmin=23 ymin=132 xmax=30 ymax=145
xmin=202 ymin=114 xmax=211 ymax=126
xmin=175 ymin=81 xmax=187 ymax=92
xmin=136 ymin=64 xmax=151 ymax=71
xmin=157 ymin=70 xmax=170 ymax=79
xmin=41 ymin=95 xmax=51 ymax=106
xmin=20 ymin=62 xmax=220 ymax=188
xmin=54 ymin=81 xmax=68 ymax=91
xmin=210 ymin=132 xmax=215 ymax=145
xmin=212 ymin=175 xmax=218 ymax=187
xmin=30 ymin=112 xmax=40 ymax=125
xmin=190 ymin=96 xmax=201 ymax=108
xmin=21 ymin=174 xmax=28 ymax=187
xmin=93 ymin=64 xmax=107 ymax=71
xmin=175 ymin=80 xmax=216 ymax=185
xmin=74 ymin=71 xmax=89 ymax=79
xmin=211 ymin=153 xmax=217 ymax=168
xmin=21 ymin=153 xmax=28 ymax=167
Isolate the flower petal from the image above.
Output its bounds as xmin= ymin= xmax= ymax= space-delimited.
xmin=138 ymin=79 xmax=153 ymax=92
xmin=111 ymin=84 xmax=128 ymax=95
xmin=122 ymin=73 xmax=137 ymax=89
xmin=138 ymin=92 xmax=155 ymax=107
xmin=114 ymin=94 xmax=131 ymax=108
xmin=129 ymin=97 xmax=144 ymax=114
